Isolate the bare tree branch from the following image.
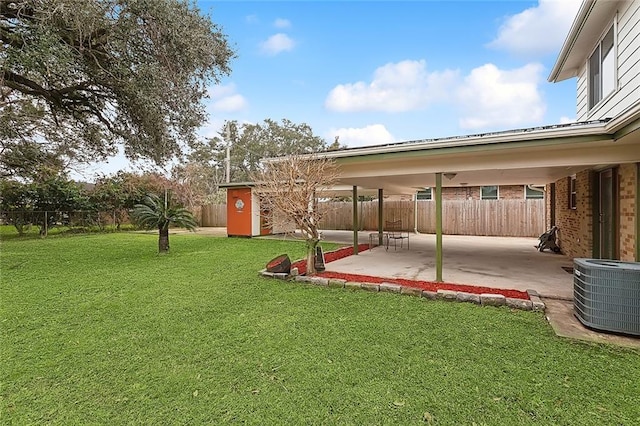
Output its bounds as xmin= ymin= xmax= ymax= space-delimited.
xmin=251 ymin=154 xmax=339 ymax=275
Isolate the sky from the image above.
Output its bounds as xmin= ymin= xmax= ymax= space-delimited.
xmin=77 ymin=0 xmax=583 ymax=178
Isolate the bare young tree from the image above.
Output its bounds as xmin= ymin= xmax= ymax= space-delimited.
xmin=251 ymin=154 xmax=339 ymax=275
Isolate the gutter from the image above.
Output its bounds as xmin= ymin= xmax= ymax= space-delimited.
xmin=527 ymin=184 xmax=545 ymax=193
xmin=313 ymin=121 xmax=610 ymax=160
xmin=605 ymin=100 xmax=640 ymax=137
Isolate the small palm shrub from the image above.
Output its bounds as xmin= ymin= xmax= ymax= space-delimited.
xmin=131 ymin=193 xmax=197 ymax=253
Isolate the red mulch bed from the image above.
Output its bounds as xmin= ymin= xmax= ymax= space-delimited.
xmin=291 ymin=244 xmax=530 ymax=300
xmin=291 ymin=244 xmax=369 ymax=275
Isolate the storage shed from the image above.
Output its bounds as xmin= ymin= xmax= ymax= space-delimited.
xmin=220 ymin=183 xmax=272 ymax=237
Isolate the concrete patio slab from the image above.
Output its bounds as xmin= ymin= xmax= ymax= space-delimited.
xmin=543 ymin=299 xmax=640 ymax=349
xmin=318 ymin=230 xmax=574 ymax=300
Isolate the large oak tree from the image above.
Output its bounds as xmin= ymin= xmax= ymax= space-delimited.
xmin=206 ymin=118 xmax=343 ymax=183
xmin=1 ymin=0 xmax=235 ymax=175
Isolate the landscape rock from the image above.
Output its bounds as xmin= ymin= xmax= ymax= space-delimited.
xmin=380 ymin=283 xmax=402 ymax=293
xmin=527 ymin=289 xmax=546 ymax=311
xmin=400 ymin=286 xmax=423 ymax=297
xmin=437 ymin=289 xmax=457 ymax=301
xmin=309 ymin=277 xmax=329 ymax=287
xmin=328 ymin=279 xmax=346 ymax=288
xmin=506 ymin=298 xmax=533 ymax=310
xmin=345 ymin=281 xmax=362 ymax=290
xmin=480 ymin=293 xmax=506 ymax=307
xmin=421 ymin=290 xmax=438 ymax=300
xmin=456 ymin=292 xmax=481 ymax=304
xmin=361 ymin=283 xmax=380 ymax=292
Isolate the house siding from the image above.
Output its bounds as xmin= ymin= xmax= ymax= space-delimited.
xmin=578 ymin=1 xmax=640 ymax=121
xmin=576 ymin=66 xmax=588 ymax=120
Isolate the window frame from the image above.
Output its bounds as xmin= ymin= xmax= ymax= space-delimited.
xmin=569 ymin=176 xmax=577 ymax=210
xmin=524 ymin=185 xmax=544 ymax=200
xmin=588 ymin=19 xmax=617 ymax=112
xmin=416 ymin=188 xmax=432 ymax=201
xmin=480 ymin=185 xmax=499 ymax=200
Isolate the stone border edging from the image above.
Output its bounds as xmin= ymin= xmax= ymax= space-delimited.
xmin=258 ymin=269 xmax=545 ymax=312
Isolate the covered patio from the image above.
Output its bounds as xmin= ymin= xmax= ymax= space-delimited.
xmin=318 ymin=230 xmax=573 ymax=300
xmin=320 ymin=120 xmax=640 ymax=284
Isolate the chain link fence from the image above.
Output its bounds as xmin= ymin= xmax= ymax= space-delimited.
xmin=0 ymin=210 xmax=132 ymax=236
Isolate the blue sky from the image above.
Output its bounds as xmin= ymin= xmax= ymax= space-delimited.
xmin=80 ymin=0 xmax=583 ymax=177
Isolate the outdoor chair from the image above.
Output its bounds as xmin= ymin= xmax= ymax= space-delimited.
xmin=385 ymin=220 xmax=409 ymax=251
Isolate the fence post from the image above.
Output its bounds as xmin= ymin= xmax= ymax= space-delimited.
xmin=44 ymin=211 xmax=48 ymax=237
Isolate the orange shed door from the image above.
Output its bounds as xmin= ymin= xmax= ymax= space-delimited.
xmin=227 ymin=188 xmax=253 ymax=236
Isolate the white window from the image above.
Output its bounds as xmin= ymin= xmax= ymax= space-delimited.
xmin=588 ymin=24 xmax=616 ymax=110
xmin=416 ymin=188 xmax=432 ymax=200
xmin=480 ymin=186 xmax=498 ymax=200
xmin=525 ymin=186 xmax=544 ymax=200
xmin=569 ymin=176 xmax=577 ymax=210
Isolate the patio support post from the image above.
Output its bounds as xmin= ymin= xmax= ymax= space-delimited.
xmin=414 ymin=194 xmax=418 ymax=233
xmin=353 ymin=186 xmax=359 ymax=255
xmin=378 ymin=188 xmax=384 ymax=245
xmin=435 ymin=172 xmax=443 ymax=282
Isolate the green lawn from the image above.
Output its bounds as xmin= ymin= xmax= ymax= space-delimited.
xmin=1 ymin=231 xmax=639 ymax=425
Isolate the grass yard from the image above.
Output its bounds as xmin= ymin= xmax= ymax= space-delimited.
xmin=1 ymin=231 xmax=639 ymax=424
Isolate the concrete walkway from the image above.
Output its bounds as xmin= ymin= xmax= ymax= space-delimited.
xmin=318 ymin=230 xmax=574 ymax=300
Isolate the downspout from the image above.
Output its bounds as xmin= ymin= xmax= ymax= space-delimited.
xmin=527 ymin=184 xmax=545 ymax=193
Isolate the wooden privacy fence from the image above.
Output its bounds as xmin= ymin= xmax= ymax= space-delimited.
xmin=200 ymin=199 xmax=545 ymax=237
xmin=200 ymin=203 xmax=226 ymax=227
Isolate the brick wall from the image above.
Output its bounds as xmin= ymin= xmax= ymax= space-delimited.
xmin=442 ymin=187 xmax=478 ymax=200
xmin=553 ymin=170 xmax=593 ymax=259
xmin=545 ymin=183 xmax=553 ymax=229
xmin=499 ymin=185 xmax=525 ymax=199
xmin=552 ymin=164 xmax=638 ymax=261
xmin=441 ymin=185 xmax=527 ymax=201
xmin=619 ymin=163 xmax=638 ymax=261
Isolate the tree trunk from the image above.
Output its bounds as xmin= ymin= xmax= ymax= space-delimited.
xmin=158 ymin=225 xmax=169 ymax=253
xmin=305 ymin=239 xmax=319 ymax=275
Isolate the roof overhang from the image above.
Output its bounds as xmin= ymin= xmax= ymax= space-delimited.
xmin=549 ymin=0 xmax=621 ymax=82
xmin=312 ymin=117 xmax=640 ymax=195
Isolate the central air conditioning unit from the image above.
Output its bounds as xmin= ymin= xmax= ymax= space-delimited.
xmin=573 ymin=258 xmax=640 ymax=336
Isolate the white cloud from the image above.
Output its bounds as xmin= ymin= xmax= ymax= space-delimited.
xmin=211 ymin=94 xmax=247 ymax=113
xmin=559 ymin=116 xmax=576 ymax=124
xmin=260 ymin=33 xmax=295 ymax=55
xmin=328 ymin=124 xmax=395 ymax=148
xmin=274 ymin=18 xmax=291 ymax=29
xmin=207 ymin=83 xmax=248 ymax=113
xmin=325 ymin=60 xmax=458 ymax=112
xmin=456 ymin=63 xmax=545 ymax=129
xmin=207 ymin=84 xmax=236 ymax=99
xmin=488 ymin=0 xmax=582 ymax=56
xmin=245 ymin=14 xmax=259 ymax=24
